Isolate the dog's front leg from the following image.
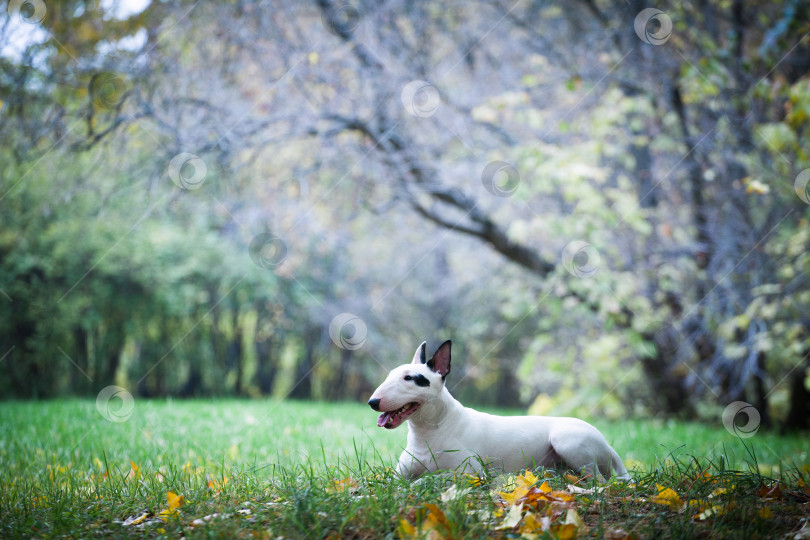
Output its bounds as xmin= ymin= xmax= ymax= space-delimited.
xmin=395 ymin=451 xmax=427 ymax=479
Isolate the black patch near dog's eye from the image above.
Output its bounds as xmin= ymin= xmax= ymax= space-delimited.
xmin=412 ymin=374 xmax=430 ymax=387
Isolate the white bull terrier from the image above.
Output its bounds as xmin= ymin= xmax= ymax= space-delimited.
xmin=368 ymin=340 xmax=631 ymax=480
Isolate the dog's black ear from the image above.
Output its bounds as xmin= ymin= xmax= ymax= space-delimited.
xmin=411 ymin=341 xmax=427 ymax=365
xmin=426 ymin=340 xmax=451 ymax=379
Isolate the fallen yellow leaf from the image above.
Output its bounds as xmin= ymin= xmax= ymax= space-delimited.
xmin=686 ymin=499 xmax=706 ymax=512
xmin=564 ymin=508 xmax=585 ymax=529
xmin=553 ymin=522 xmax=579 ymax=540
xmin=550 ymin=490 xmax=575 ymax=503
xmin=397 ymin=518 xmax=416 ymax=538
xmin=168 ymin=491 xmax=183 ymax=510
xmin=519 ymin=511 xmax=550 ymax=534
xmin=208 ymin=474 xmax=229 ymax=493
xmin=422 ymin=503 xmax=449 ymax=528
xmin=426 ymin=504 xmax=451 ymax=539
xmin=158 ymin=491 xmax=184 ymax=521
xmin=696 ymin=502 xmax=729 ymax=521
xmin=126 ymin=461 xmax=140 ymax=481
xmin=399 ymin=504 xmax=453 ymax=539
xmin=499 ymin=484 xmax=529 ymax=505
xmin=440 ymin=484 xmax=469 ymax=502
xmin=651 ymin=484 xmax=684 ymax=512
xmin=122 ymin=511 xmax=150 ymax=526
xmin=565 ymin=473 xmax=581 ymax=484
xmin=693 ymin=470 xmax=713 ymax=482
xmin=758 ymin=506 xmax=773 ymax=519
xmin=520 ymin=470 xmax=539 ymax=486
xmin=329 ymin=477 xmax=358 ymax=493
xmin=466 ymin=474 xmax=485 ymax=487
xmin=496 ymin=503 xmax=523 ymax=530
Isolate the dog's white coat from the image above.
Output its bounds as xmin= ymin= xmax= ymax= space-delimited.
xmin=369 ymin=341 xmax=630 ymax=480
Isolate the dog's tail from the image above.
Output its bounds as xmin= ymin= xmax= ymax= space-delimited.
xmin=609 ymin=446 xmax=632 ymax=482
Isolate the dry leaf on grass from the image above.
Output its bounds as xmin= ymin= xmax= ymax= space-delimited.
xmin=328 ymin=477 xmax=358 ymax=494
xmin=440 ymin=484 xmax=470 ymax=503
xmin=398 ymin=503 xmax=452 ymax=540
xmin=126 ymin=461 xmax=140 ymax=482
xmin=650 ymin=484 xmax=684 ymax=512
xmin=158 ymin=491 xmax=184 ymax=520
xmin=207 ymin=474 xmax=229 ymax=494
xmin=519 ymin=511 xmax=551 ymax=534
xmin=121 ymin=511 xmax=150 ymax=527
xmin=757 ymin=483 xmax=782 ymax=500
xmin=496 ymin=503 xmax=523 ymax=530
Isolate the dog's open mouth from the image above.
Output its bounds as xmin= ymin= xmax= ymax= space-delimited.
xmin=377 ymin=402 xmax=420 ymax=429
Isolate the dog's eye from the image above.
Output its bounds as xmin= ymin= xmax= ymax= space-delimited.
xmin=404 ymin=375 xmax=413 ymax=381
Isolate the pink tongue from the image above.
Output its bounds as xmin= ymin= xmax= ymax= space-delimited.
xmin=377 ymin=412 xmax=392 ymax=427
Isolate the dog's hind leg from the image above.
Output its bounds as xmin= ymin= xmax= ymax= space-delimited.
xmin=547 ymin=425 xmax=609 ymax=480
xmin=608 ymin=446 xmax=631 ymax=481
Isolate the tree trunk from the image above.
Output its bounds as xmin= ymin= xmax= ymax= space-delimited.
xmin=784 ymin=347 xmax=810 ymax=431
xmin=255 ymin=337 xmax=276 ymax=396
xmin=332 ymin=347 xmax=352 ymax=401
xmin=754 ymin=351 xmax=771 ymax=429
xmin=228 ymin=308 xmax=243 ymax=395
xmin=289 ymin=326 xmax=320 ymax=399
xmin=182 ymin=361 xmax=203 ymax=397
xmin=641 ymin=327 xmax=695 ymax=417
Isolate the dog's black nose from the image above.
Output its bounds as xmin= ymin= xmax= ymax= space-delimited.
xmin=368 ymin=398 xmax=381 ymax=411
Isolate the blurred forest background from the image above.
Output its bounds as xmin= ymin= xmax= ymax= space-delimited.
xmin=1 ymin=0 xmax=809 ymax=430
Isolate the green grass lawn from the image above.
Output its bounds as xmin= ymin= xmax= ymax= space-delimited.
xmin=1 ymin=399 xmax=808 ymax=538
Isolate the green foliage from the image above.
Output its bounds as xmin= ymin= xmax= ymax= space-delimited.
xmin=2 ymin=0 xmax=810 ymax=424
